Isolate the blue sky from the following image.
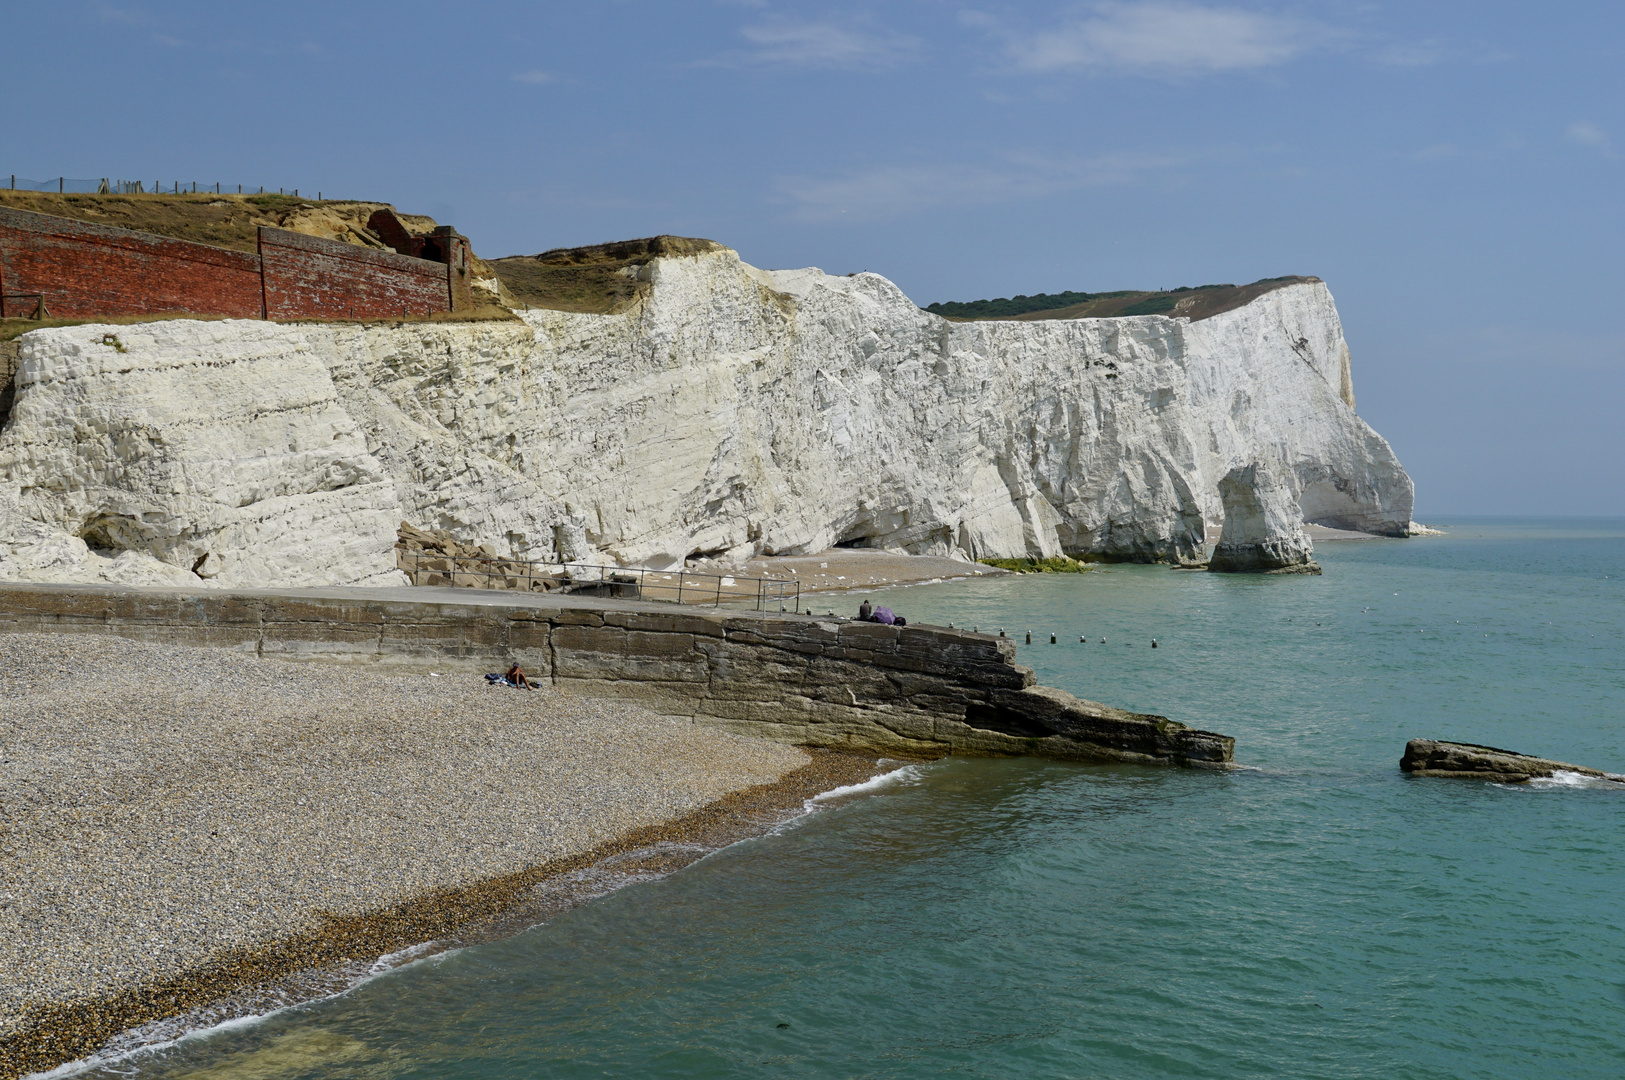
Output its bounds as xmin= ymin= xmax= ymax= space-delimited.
xmin=5 ymin=1 xmax=1622 ymax=517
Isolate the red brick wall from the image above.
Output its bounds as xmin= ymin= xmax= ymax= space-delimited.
xmin=258 ymin=228 xmax=451 ymax=319
xmin=0 ymin=206 xmax=263 ymax=319
xmin=0 ymin=208 xmax=462 ymax=322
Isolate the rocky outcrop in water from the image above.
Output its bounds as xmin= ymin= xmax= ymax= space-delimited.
xmin=1207 ymin=463 xmax=1321 ymax=574
xmin=0 ymin=246 xmax=1415 ymax=586
xmin=1400 ymin=739 xmax=1623 ymax=783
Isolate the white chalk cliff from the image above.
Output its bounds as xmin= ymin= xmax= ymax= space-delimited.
xmin=0 ymin=245 xmax=1414 ymax=586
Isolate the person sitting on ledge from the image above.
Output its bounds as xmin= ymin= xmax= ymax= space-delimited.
xmin=858 ymin=599 xmax=873 ymax=621
xmin=872 ymin=606 xmax=906 ymax=627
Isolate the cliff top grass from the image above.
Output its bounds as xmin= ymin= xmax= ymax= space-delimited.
xmin=488 ymin=236 xmax=726 ymax=314
xmin=0 ymin=190 xmax=441 ymax=254
xmin=927 ymin=276 xmax=1320 ymax=324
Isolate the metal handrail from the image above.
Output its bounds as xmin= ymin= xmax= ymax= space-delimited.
xmin=395 ymin=548 xmax=801 ymax=613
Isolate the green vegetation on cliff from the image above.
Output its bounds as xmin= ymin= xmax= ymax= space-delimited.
xmin=978 ymin=556 xmax=1091 ymax=574
xmin=926 ymin=277 xmax=1317 ymax=324
xmin=925 ymin=290 xmax=1139 ymax=319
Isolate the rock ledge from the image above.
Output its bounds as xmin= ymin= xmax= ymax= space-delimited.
xmin=1400 ymin=739 xmax=1623 ymax=783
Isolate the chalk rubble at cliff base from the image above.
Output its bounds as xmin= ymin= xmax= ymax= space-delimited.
xmin=0 ymin=246 xmax=1415 ymax=589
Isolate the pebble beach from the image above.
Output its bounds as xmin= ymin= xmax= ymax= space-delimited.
xmin=0 ymin=632 xmax=855 ymax=1077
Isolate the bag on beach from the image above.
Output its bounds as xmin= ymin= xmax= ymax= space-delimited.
xmin=873 ymin=607 xmax=896 ymax=625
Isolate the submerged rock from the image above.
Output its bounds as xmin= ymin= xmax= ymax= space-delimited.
xmin=1400 ymin=739 xmax=1624 ymax=783
xmin=1207 ymin=463 xmax=1321 ymax=574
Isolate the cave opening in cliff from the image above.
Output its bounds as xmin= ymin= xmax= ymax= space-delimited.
xmin=78 ymin=514 xmax=149 ymax=557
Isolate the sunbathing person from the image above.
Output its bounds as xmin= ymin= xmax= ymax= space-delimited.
xmin=505 ymin=662 xmax=534 ymax=689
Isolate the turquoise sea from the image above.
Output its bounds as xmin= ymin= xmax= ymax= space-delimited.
xmin=79 ymin=519 xmax=1625 ymax=1080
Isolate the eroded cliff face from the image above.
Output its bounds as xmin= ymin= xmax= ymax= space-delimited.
xmin=0 ymin=246 xmax=1414 ymax=586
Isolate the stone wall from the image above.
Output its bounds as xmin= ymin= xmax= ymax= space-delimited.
xmin=0 ymin=584 xmax=1234 ymax=767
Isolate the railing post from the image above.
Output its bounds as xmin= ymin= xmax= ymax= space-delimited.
xmin=676 ymin=571 xmax=684 ymax=605
xmin=715 ymin=575 xmax=722 ymax=607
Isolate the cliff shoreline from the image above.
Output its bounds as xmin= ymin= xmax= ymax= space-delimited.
xmin=0 ymin=572 xmax=1231 ymax=1077
xmin=0 ymin=629 xmax=897 ymax=1080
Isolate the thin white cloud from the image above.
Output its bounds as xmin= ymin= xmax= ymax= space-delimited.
xmin=1376 ymin=38 xmax=1511 ymax=67
xmin=732 ymin=18 xmax=920 ymax=68
xmin=998 ymin=2 xmax=1322 ymax=74
xmin=1376 ymin=40 xmax=1447 ymax=68
xmin=97 ymin=4 xmax=145 ymax=25
xmin=1567 ymin=120 xmax=1611 ymax=152
xmin=513 ymin=69 xmax=555 ymax=84
xmin=777 ymin=150 xmax=1186 ymax=221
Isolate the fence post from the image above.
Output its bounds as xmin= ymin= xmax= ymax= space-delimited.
xmin=714 ymin=575 xmax=722 ymax=607
xmin=58 ymin=177 xmax=63 ymax=193
xmin=676 ymin=571 xmax=684 ymax=605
